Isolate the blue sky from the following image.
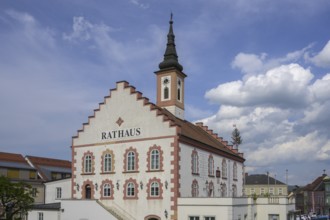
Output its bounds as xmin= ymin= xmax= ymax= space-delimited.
xmin=1 ymin=0 xmax=330 ymax=185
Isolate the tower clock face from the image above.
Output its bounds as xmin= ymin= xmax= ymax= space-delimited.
xmin=163 ymin=77 xmax=169 ymax=85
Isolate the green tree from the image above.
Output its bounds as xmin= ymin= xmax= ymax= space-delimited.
xmin=231 ymin=126 xmax=242 ymax=149
xmin=0 ymin=176 xmax=34 ymax=220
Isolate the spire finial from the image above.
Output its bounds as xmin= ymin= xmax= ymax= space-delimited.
xmin=158 ymin=13 xmax=183 ymax=71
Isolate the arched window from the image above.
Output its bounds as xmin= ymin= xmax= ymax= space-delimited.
xmin=177 ymin=79 xmax=182 ymax=101
xmin=151 ymin=150 xmax=159 ymax=170
xmin=127 ymin=182 xmax=135 ymax=197
xmin=84 ymin=155 xmax=92 ymax=173
xmin=191 ymin=180 xmax=198 ymax=197
xmin=103 ymin=183 xmax=111 ymax=197
xmin=208 ymin=181 xmax=214 ymax=197
xmin=164 ymin=87 xmax=169 ymax=99
xmin=221 ymin=183 xmax=227 ymax=197
xmin=104 ymin=154 xmax=112 ymax=172
xmin=208 ymin=155 xmax=214 ymax=176
xmin=233 ymin=162 xmax=237 ymax=180
xmin=150 ymin=182 xmax=160 ymax=197
xmin=232 ymin=184 xmax=237 ymax=197
xmin=127 ymin=152 xmax=135 ymax=171
xmin=191 ymin=150 xmax=199 ymax=175
xmin=222 ymin=159 xmax=227 ymax=179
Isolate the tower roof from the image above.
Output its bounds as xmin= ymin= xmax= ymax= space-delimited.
xmin=158 ymin=14 xmax=183 ymax=71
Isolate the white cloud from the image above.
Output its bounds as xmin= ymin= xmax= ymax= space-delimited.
xmin=202 ymin=43 xmax=330 ymax=176
xmin=205 ymin=63 xmax=314 ymax=108
xmin=310 ymin=40 xmax=330 ymax=68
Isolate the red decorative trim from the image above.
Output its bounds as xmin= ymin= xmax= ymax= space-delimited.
xmin=191 ymin=149 xmax=199 ymax=175
xmin=81 ymin=179 xmax=95 ymax=199
xmin=191 ymin=179 xmax=199 ymax=197
xmin=100 ymin=179 xmax=114 ymax=200
xmin=101 ymin=149 xmax=115 ymax=173
xmin=123 ymin=147 xmax=139 ymax=172
xmin=146 ymin=145 xmax=164 ymax=171
xmin=81 ymin=151 xmax=95 ymax=174
xmin=123 ymin=178 xmax=138 ymax=200
xmin=170 ymin=133 xmax=180 ymax=220
xmin=146 ymin=177 xmax=163 ymax=200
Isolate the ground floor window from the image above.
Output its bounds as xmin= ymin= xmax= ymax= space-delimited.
xmin=38 ymin=212 xmax=44 ymax=220
xmin=268 ymin=214 xmax=279 ymax=220
xmin=204 ymin=217 xmax=215 ymax=220
xmin=189 ymin=217 xmax=200 ymax=220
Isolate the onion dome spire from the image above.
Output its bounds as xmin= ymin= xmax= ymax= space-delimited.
xmin=159 ymin=13 xmax=183 ymax=71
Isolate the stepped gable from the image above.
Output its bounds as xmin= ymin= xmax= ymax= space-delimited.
xmin=72 ymin=81 xmax=178 ymax=140
xmin=195 ymin=122 xmax=243 ymax=157
xmin=160 ymin=109 xmax=244 ymax=162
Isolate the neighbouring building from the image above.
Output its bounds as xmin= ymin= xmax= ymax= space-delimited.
xmin=294 ymin=173 xmax=330 ymax=216
xmin=25 ymin=155 xmax=71 ymax=181
xmin=244 ymin=173 xmax=288 ymax=197
xmin=0 ymin=152 xmax=44 ymax=204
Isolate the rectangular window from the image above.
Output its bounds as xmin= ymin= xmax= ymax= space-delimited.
xmin=278 ymin=188 xmax=283 ymax=195
xmin=204 ymin=217 xmax=215 ymax=220
xmin=7 ymin=169 xmax=19 ymax=179
xmin=29 ymin=171 xmax=36 ymax=179
xmin=32 ymin=188 xmax=37 ymax=197
xmin=269 ymin=187 xmax=274 ymax=195
xmin=38 ymin=212 xmax=44 ymax=220
xmin=51 ymin=172 xmax=57 ymax=180
xmin=268 ymin=214 xmax=279 ymax=220
xmin=56 ymin=187 xmax=62 ymax=199
xmin=189 ymin=217 xmax=200 ymax=220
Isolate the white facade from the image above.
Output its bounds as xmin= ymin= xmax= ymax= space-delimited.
xmin=45 ymin=178 xmax=72 ymax=203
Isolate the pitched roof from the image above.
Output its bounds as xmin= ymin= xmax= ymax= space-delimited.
xmin=26 ymin=155 xmax=71 ymax=181
xmin=0 ymin=152 xmax=35 ymax=170
xmin=303 ymin=174 xmax=326 ymax=191
xmin=245 ymin=174 xmax=286 ymax=185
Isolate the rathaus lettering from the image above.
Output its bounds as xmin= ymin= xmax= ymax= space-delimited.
xmin=101 ymin=128 xmax=141 ymax=140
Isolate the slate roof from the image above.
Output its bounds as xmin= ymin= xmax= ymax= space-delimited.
xmin=159 ymin=108 xmax=245 ymax=162
xmin=245 ymin=174 xmax=286 ymax=185
xmin=0 ymin=152 xmax=35 ymax=171
xmin=26 ymin=155 xmax=71 ymax=181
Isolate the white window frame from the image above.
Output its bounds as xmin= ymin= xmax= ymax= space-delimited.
xmin=103 ymin=183 xmax=111 ymax=197
xmin=56 ymin=187 xmax=62 ymax=199
xmin=127 ymin=182 xmax=135 ymax=197
xmin=104 ymin=153 xmax=112 ymax=172
xmin=84 ymin=155 xmax=92 ymax=173
xmin=150 ymin=149 xmax=160 ymax=170
xmin=150 ymin=181 xmax=160 ymax=197
xmin=38 ymin=212 xmax=44 ymax=220
xmin=127 ymin=152 xmax=135 ymax=171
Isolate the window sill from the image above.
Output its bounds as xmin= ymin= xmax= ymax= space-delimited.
xmin=122 ymin=171 xmax=139 ymax=174
xmin=81 ymin=173 xmax=95 ymax=176
xmin=100 ymin=172 xmax=116 ymax=175
xmin=146 ymin=170 xmax=164 ymax=173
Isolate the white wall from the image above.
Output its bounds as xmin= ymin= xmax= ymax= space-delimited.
xmin=45 ymin=178 xmax=71 ymax=203
xmin=28 ymin=210 xmax=60 ymax=220
xmin=179 ymin=143 xmax=244 ymax=198
xmin=61 ymin=200 xmax=117 ymax=220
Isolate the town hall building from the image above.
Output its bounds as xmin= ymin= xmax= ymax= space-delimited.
xmin=28 ymin=16 xmax=295 ymax=220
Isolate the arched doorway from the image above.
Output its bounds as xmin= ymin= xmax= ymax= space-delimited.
xmin=85 ymin=184 xmax=91 ymax=199
xmin=144 ymin=215 xmax=160 ymax=220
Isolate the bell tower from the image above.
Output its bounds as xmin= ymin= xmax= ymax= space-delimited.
xmin=155 ymin=14 xmax=187 ymax=120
